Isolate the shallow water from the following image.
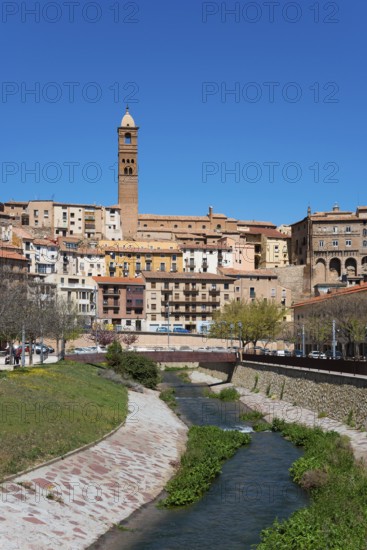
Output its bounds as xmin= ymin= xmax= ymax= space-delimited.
xmin=90 ymin=373 xmax=309 ymax=550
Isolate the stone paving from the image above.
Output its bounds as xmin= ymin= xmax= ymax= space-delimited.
xmin=0 ymin=389 xmax=188 ymax=549
xmin=190 ymin=370 xmax=367 ymax=465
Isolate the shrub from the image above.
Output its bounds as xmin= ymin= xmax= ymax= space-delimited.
xmin=203 ymin=387 xmax=240 ymax=401
xmin=240 ymin=410 xmax=264 ymax=422
xmin=160 ymin=388 xmax=176 ymax=409
xmin=106 ymin=340 xmax=123 ymax=367
xmin=111 ymin=351 xmax=159 ymax=389
xmin=253 ymin=422 xmax=270 ymax=432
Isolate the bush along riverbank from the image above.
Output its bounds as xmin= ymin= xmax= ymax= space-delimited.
xmin=257 ymin=419 xmax=367 ymax=549
xmin=159 ymin=425 xmax=251 ymax=508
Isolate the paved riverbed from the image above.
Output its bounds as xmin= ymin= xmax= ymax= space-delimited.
xmin=190 ymin=370 xmax=367 ymax=465
xmin=0 ymin=389 xmax=187 ymax=549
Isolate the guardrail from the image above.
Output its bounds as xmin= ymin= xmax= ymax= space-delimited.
xmin=65 ymin=351 xmax=237 ymax=364
xmin=241 ymin=353 xmax=367 ymax=377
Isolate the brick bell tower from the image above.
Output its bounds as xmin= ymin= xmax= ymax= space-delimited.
xmin=118 ymin=106 xmax=139 ymax=238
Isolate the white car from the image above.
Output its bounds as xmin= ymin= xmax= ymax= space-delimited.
xmin=308 ymin=351 xmax=326 ymax=359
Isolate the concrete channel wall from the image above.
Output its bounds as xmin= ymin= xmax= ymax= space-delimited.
xmin=199 ymin=361 xmax=367 ymax=429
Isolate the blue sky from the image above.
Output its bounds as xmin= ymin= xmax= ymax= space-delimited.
xmin=1 ymin=1 xmax=365 ymax=225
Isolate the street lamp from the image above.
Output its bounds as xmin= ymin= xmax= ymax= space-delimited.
xmin=166 ymin=302 xmax=170 ymax=348
xmin=237 ymin=322 xmax=242 ymax=359
xmin=332 ymin=319 xmax=337 ymax=359
xmin=230 ymin=323 xmax=234 ymax=347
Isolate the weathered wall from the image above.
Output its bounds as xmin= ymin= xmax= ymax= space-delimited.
xmin=200 ymin=362 xmax=367 ymax=428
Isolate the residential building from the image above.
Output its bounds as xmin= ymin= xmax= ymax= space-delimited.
xmin=93 ymin=277 xmax=144 ymax=330
xmin=220 ymin=268 xmax=292 ymax=321
xmin=99 ymin=240 xmax=182 ymax=277
xmin=142 ymin=271 xmax=235 ymax=332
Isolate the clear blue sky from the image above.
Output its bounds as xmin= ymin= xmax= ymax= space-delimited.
xmin=1 ymin=1 xmax=365 ymax=225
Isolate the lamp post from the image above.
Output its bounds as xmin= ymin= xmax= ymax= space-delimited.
xmin=230 ymin=323 xmax=234 ymax=347
xmin=302 ymin=324 xmax=306 ymax=357
xmin=166 ymin=302 xmax=170 ymax=348
xmin=237 ymin=322 xmax=242 ymax=359
xmin=332 ymin=319 xmax=337 ymax=359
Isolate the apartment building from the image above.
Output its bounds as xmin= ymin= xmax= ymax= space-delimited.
xmin=220 ymin=267 xmax=292 ymax=321
xmin=99 ymin=240 xmax=182 ymax=278
xmin=93 ymin=277 xmax=144 ymax=330
xmin=142 ymin=271 xmax=235 ymax=332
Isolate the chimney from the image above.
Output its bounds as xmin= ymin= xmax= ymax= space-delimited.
xmin=208 ymin=206 xmax=213 ymax=221
xmin=332 ymin=202 xmax=340 ymax=212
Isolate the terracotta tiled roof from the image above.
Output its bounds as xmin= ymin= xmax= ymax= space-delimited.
xmin=92 ymin=277 xmax=144 ymax=284
xmin=293 ymin=282 xmax=367 ymax=308
xmin=179 ymin=244 xmax=231 ymax=251
xmin=141 ymin=271 xmax=234 ymax=281
xmin=243 ymin=227 xmax=290 ymax=239
xmin=237 ymin=220 xmax=276 ymax=227
xmin=219 ymin=267 xmax=277 ymax=277
xmin=33 ymin=239 xmax=57 ymax=246
xmin=0 ymin=250 xmax=28 ymax=261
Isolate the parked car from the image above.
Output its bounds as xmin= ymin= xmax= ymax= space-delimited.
xmin=156 ymin=327 xmax=169 ymax=333
xmin=324 ymin=350 xmax=343 ymax=360
xmin=293 ymin=349 xmax=304 ymax=357
xmin=173 ymin=327 xmax=190 ymax=334
xmin=308 ymin=351 xmax=326 ymax=359
xmin=24 ymin=343 xmax=49 ymax=355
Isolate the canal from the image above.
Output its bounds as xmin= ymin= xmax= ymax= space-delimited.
xmin=90 ymin=372 xmax=309 ymax=549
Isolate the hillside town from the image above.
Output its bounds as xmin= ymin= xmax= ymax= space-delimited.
xmin=1 ymin=108 xmax=367 ymax=339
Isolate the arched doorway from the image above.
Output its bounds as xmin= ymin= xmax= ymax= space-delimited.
xmin=315 ymin=258 xmax=327 ymax=283
xmin=329 ymin=257 xmax=341 ymax=280
xmin=345 ymin=257 xmax=357 ymax=277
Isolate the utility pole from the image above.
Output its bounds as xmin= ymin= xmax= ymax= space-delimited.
xmin=302 ymin=324 xmax=306 ymax=357
xmin=238 ymin=322 xmax=242 ymax=360
xmin=230 ymin=323 xmax=234 ymax=347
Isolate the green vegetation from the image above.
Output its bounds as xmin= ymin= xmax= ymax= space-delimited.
xmin=0 ymin=361 xmax=128 ymax=480
xmin=209 ymin=298 xmax=285 ymax=348
xmin=203 ymin=387 xmax=240 ymax=401
xmin=257 ymin=418 xmax=367 ymax=549
xmin=253 ymin=422 xmax=270 ymax=432
xmin=280 ymin=379 xmax=286 ymax=400
xmin=251 ymin=373 xmax=259 ymax=392
xmin=317 ymin=411 xmax=327 ymax=419
xmin=106 ymin=346 xmax=159 ymax=389
xmin=346 ymin=409 xmax=356 ymax=428
xmin=160 ymin=388 xmax=177 ymax=410
xmin=266 ymin=383 xmax=271 ymax=397
xmin=240 ymin=410 xmax=264 ymax=422
xmin=160 ymin=426 xmax=251 ymax=507
xmin=177 ymin=371 xmax=191 ymax=383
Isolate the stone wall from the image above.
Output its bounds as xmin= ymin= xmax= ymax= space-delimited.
xmin=200 ymin=362 xmax=367 ymax=429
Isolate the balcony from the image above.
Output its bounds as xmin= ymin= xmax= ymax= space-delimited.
xmin=102 ymin=289 xmax=120 ymax=296
xmin=183 ymin=288 xmax=199 ymax=295
xmin=209 ymin=289 xmax=220 ymax=296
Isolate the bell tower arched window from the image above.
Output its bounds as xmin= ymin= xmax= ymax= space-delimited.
xmin=124 ymin=133 xmax=131 ymax=144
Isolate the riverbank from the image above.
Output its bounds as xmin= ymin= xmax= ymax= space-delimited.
xmin=0 ymin=389 xmax=187 ymax=549
xmin=191 ymin=370 xmax=367 ymax=465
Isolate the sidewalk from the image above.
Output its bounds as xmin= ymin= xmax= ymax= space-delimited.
xmin=0 ymin=390 xmax=188 ymax=549
xmin=0 ymin=354 xmax=59 ymax=370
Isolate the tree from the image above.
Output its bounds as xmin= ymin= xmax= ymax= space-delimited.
xmin=87 ymin=324 xmax=119 ymax=347
xmin=210 ymin=299 xmax=285 ymax=348
xmin=120 ymin=332 xmax=139 ymax=349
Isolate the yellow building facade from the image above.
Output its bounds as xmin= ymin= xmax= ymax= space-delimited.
xmin=99 ymin=240 xmax=183 ymax=278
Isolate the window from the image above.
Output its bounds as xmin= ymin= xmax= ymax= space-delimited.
xmin=174 ymin=282 xmax=179 ymax=289
xmin=202 ymin=283 xmax=206 ymax=289
xmin=164 ymin=282 xmax=169 ymax=289
xmin=151 ymin=282 xmax=156 ymax=289
xmin=271 ymin=288 xmax=276 ymax=298
xmin=319 ymin=240 xmax=324 ymax=247
xmin=224 ymin=283 xmax=229 ymax=289
xmin=34 ymin=210 xmax=39 ymax=217
xmin=346 ymin=226 xmax=351 ymax=233
xmin=224 ymin=294 xmax=229 ymax=301
xmin=151 ymin=314 xmax=157 ymax=321
xmin=44 ymin=210 xmax=49 ymax=218
xmin=235 ymin=286 xmax=240 ymax=292
xmin=160 ymin=263 xmax=166 ymax=271
xmin=249 ymin=287 xmax=255 ymax=298
xmin=346 ymin=240 xmax=352 ymax=247
xmin=332 ymin=240 xmax=338 ymax=247
xmin=363 ymin=241 xmax=367 ymax=248
xmin=124 ymin=133 xmax=131 ymax=144
xmin=333 ymin=226 xmax=338 ymax=234
xmin=151 ymin=293 xmax=156 ymax=299
xmin=174 ymin=293 xmax=179 ymax=299
xmin=151 ymin=304 xmax=156 ymax=310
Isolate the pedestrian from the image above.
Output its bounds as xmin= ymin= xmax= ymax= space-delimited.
xmin=15 ymin=347 xmax=22 ymax=366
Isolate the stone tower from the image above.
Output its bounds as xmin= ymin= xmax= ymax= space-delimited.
xmin=118 ymin=106 xmax=139 ymax=238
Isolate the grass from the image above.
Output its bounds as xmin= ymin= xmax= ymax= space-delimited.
xmin=159 ymin=388 xmax=177 ymax=409
xmin=203 ymin=387 xmax=240 ymax=402
xmin=257 ymin=418 xmax=367 ymax=549
xmin=0 ymin=361 xmax=128 ymax=480
xmin=240 ymin=410 xmax=264 ymax=422
xmin=159 ymin=425 xmax=251 ymax=507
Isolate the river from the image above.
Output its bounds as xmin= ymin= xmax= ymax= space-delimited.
xmin=90 ymin=372 xmax=309 ymax=549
